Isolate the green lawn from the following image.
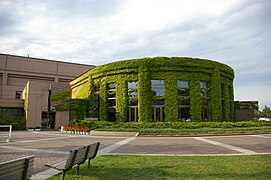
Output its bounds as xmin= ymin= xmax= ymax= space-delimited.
xmin=49 ymin=154 xmax=271 ymax=180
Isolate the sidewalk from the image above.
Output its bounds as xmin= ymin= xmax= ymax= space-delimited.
xmin=0 ymin=131 xmax=270 ymax=180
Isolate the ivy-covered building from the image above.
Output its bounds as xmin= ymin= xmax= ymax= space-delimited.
xmin=70 ymin=57 xmax=235 ymax=122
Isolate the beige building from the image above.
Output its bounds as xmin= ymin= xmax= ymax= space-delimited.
xmin=0 ymin=53 xmax=94 ymax=129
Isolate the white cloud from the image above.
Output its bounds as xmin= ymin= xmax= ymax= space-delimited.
xmin=0 ymin=0 xmax=270 ymax=109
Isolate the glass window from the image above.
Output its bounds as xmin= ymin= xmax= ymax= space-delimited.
xmin=152 ymin=99 xmax=165 ymax=106
xmin=177 ymin=81 xmax=189 ymax=96
xmin=107 ymin=83 xmax=116 ymax=98
xmin=108 ymin=83 xmax=116 ymax=90
xmin=107 ymin=82 xmax=116 ymax=109
xmin=178 ymin=81 xmax=188 ymax=88
xmin=128 ymin=82 xmax=138 ymax=97
xmin=200 ymin=82 xmax=208 ymax=89
xmin=201 ymin=81 xmax=210 ymax=121
xmin=178 ymin=99 xmax=190 ymax=106
xmin=15 ymin=91 xmax=22 ymax=99
xmin=0 ymin=108 xmax=24 ymax=118
xmin=178 ymin=107 xmax=190 ymax=122
xmin=128 ymin=97 xmax=138 ymax=106
xmin=200 ymin=82 xmax=209 ymax=97
xmin=151 ymin=80 xmax=165 ymax=96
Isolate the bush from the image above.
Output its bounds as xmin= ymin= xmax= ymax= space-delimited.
xmin=67 ymin=120 xmax=271 ymax=130
xmin=0 ymin=117 xmax=26 ymax=130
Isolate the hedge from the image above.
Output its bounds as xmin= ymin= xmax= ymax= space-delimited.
xmin=68 ymin=120 xmax=271 ymax=129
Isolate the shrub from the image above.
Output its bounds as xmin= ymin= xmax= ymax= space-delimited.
xmin=0 ymin=117 xmax=26 ymax=130
xmin=67 ymin=120 xmax=270 ymax=129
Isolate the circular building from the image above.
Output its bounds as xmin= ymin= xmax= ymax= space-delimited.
xmin=70 ymin=57 xmax=234 ymax=122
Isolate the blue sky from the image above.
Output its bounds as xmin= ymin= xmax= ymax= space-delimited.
xmin=0 ymin=0 xmax=270 ymax=110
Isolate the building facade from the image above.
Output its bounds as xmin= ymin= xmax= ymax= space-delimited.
xmin=70 ymin=57 xmax=235 ymax=122
xmin=234 ymin=101 xmax=259 ymax=121
xmin=0 ymin=53 xmax=94 ymax=129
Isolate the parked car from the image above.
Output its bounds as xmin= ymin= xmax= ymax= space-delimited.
xmin=258 ymin=117 xmax=270 ymax=121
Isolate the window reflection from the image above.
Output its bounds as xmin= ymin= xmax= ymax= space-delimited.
xmin=128 ymin=82 xmax=138 ymax=97
xmin=177 ymin=81 xmax=189 ymax=96
xmin=151 ymin=80 xmax=165 ymax=96
xmin=178 ymin=80 xmax=190 ymax=121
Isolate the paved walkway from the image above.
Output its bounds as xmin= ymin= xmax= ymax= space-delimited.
xmin=0 ymin=131 xmax=270 ymax=179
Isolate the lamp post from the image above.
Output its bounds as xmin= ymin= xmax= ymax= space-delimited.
xmin=47 ymin=84 xmax=52 ymax=128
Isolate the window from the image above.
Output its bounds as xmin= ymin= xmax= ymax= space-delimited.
xmin=177 ymin=81 xmax=189 ymax=96
xmin=128 ymin=82 xmax=138 ymax=97
xmin=200 ymin=82 xmax=208 ymax=89
xmin=128 ymin=82 xmax=138 ymax=121
xmin=151 ymin=80 xmax=165 ymax=121
xmin=151 ymin=80 xmax=165 ymax=96
xmin=201 ymin=82 xmax=210 ymax=121
xmin=108 ymin=83 xmax=116 ymax=90
xmin=177 ymin=80 xmax=190 ymax=121
xmin=107 ymin=83 xmax=116 ymax=121
xmin=15 ymin=91 xmax=22 ymax=99
xmin=0 ymin=108 xmax=24 ymax=118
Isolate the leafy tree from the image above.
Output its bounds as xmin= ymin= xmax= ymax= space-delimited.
xmin=260 ymin=105 xmax=271 ymax=118
xmin=50 ymin=91 xmax=93 ymax=119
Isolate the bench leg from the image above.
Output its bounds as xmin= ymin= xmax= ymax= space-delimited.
xmin=76 ymin=164 xmax=80 ymax=175
xmin=88 ymin=159 xmax=91 ymax=168
xmin=62 ymin=171 xmax=65 ymax=180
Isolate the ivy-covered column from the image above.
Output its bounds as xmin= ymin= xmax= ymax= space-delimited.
xmin=88 ymin=76 xmax=96 ymax=117
xmin=229 ymin=83 xmax=235 ymax=121
xmin=222 ymin=84 xmax=230 ymax=121
xmin=210 ymin=69 xmax=222 ymax=122
xmin=165 ymin=77 xmax=178 ymax=121
xmin=138 ymin=65 xmax=152 ymax=122
xmin=189 ymin=80 xmax=201 ymax=122
xmin=99 ymin=80 xmax=108 ymax=121
xmin=116 ymin=79 xmax=128 ymax=122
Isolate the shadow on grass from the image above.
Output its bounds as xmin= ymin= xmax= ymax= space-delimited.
xmin=49 ymin=155 xmax=271 ymax=180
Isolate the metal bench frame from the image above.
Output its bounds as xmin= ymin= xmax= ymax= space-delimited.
xmin=0 ymin=155 xmax=35 ymax=180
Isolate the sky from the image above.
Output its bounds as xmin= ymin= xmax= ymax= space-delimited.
xmin=0 ymin=0 xmax=270 ymax=110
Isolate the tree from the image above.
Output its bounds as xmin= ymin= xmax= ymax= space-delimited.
xmin=260 ymin=105 xmax=271 ymax=118
xmin=50 ymin=91 xmax=93 ymax=119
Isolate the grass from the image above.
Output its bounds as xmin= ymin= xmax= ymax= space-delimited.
xmin=49 ymin=154 xmax=271 ymax=180
xmin=95 ymin=126 xmax=271 ymax=136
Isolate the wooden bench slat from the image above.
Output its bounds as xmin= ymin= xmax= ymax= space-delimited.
xmin=0 ymin=155 xmax=35 ymax=180
xmin=73 ymin=146 xmax=89 ymax=165
xmin=44 ymin=142 xmax=100 ymax=180
xmin=86 ymin=142 xmax=100 ymax=159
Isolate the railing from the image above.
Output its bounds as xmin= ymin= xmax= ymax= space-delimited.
xmin=0 ymin=125 xmax=12 ymax=142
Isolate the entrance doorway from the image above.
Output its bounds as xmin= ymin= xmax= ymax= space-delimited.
xmin=108 ymin=108 xmax=116 ymax=122
xmin=41 ymin=112 xmax=55 ymax=129
xmin=153 ymin=106 xmax=165 ymax=122
xmin=128 ymin=106 xmax=138 ymax=122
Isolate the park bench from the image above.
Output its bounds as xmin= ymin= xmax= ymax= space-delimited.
xmin=45 ymin=142 xmax=100 ymax=180
xmin=0 ymin=155 xmax=35 ymax=180
xmin=86 ymin=142 xmax=100 ymax=168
